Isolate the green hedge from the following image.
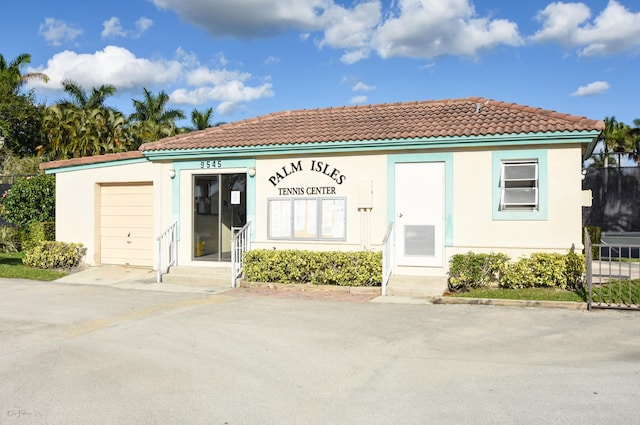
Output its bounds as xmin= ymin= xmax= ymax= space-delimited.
xmin=20 ymin=221 xmax=56 ymax=251
xmin=23 ymin=241 xmax=86 ymax=270
xmin=448 ymin=251 xmax=585 ymax=292
xmin=243 ymin=249 xmax=382 ymax=286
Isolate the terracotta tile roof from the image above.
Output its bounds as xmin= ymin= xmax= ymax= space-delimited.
xmin=140 ymin=97 xmax=604 ymax=152
xmin=40 ymin=150 xmax=143 ymax=170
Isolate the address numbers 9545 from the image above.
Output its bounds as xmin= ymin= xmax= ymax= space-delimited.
xmin=201 ymin=160 xmax=222 ymax=168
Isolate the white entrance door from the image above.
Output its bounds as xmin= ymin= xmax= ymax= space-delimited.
xmin=395 ymin=162 xmax=444 ymax=267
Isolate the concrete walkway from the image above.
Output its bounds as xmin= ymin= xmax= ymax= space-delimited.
xmin=54 ymin=265 xmax=232 ymax=295
xmin=53 ymin=265 xmax=589 ymax=309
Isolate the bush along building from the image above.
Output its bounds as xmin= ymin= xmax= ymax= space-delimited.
xmin=41 ymin=97 xmax=603 ymax=288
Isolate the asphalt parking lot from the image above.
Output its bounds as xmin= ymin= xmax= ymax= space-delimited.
xmin=1 ymin=279 xmax=639 ymax=425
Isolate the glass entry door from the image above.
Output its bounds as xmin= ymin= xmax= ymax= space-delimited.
xmin=193 ymin=173 xmax=246 ymax=261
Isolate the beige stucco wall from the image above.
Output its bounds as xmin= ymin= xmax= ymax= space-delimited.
xmin=52 ymin=143 xmax=586 ymax=275
xmin=54 ymin=160 xmax=173 ymax=267
xmin=251 ymin=154 xmax=388 ymax=252
xmin=451 ymin=145 xmax=584 ymax=259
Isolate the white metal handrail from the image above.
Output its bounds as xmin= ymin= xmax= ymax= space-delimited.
xmin=231 ymin=221 xmax=251 ymax=288
xmin=156 ymin=221 xmax=178 ymax=283
xmin=381 ymin=221 xmax=394 ymax=296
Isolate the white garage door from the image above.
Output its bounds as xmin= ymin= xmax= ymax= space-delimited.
xmin=100 ymin=183 xmax=154 ymax=267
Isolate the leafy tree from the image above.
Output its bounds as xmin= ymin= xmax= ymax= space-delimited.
xmin=1 ymin=151 xmax=42 ymax=178
xmin=1 ymin=173 xmax=55 ymax=228
xmin=40 ymin=80 xmax=135 ymax=159
xmin=40 ymin=105 xmax=135 ymax=159
xmin=130 ymin=88 xmax=185 ymax=143
xmin=0 ymin=53 xmax=47 ymax=156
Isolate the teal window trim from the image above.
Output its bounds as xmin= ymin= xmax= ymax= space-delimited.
xmin=492 ymin=150 xmax=548 ymax=221
xmin=387 ymin=153 xmax=454 ymax=246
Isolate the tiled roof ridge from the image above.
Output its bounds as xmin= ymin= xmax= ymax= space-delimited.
xmin=138 ymin=96 xmax=603 ymax=152
xmin=205 ymin=96 xmax=601 ymax=127
xmin=480 ymin=98 xmax=601 ymax=126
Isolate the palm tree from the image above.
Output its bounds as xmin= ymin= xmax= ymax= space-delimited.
xmin=129 ymin=88 xmax=185 ymax=142
xmin=629 ymin=118 xmax=640 ymax=165
xmin=190 ymin=107 xmax=214 ymax=130
xmin=600 ymin=116 xmax=634 ymax=168
xmin=0 ymin=53 xmax=49 ymax=91
xmin=56 ymin=79 xmax=117 ymax=112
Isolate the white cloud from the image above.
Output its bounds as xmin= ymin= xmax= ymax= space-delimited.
xmin=318 ymin=1 xmax=380 ymax=62
xmin=353 ymin=82 xmax=375 ymax=91
xmin=39 ymin=18 xmax=82 ymax=46
xmin=150 ymin=0 xmax=523 ymax=62
xmin=170 ymin=81 xmax=274 ymax=106
xmin=27 ymin=46 xmax=182 ymax=91
xmin=26 ymin=46 xmax=274 ymax=116
xmin=531 ymin=0 xmax=640 ymax=56
xmin=351 ymin=95 xmax=368 ymax=104
xmin=102 ymin=16 xmax=153 ymax=38
xmin=571 ymin=81 xmax=610 ymax=96
xmin=372 ymin=0 xmax=523 ymax=59
xmin=186 ymin=67 xmax=251 ymax=86
xmin=102 ymin=17 xmax=127 ymax=38
xmin=135 ymin=17 xmax=154 ymax=35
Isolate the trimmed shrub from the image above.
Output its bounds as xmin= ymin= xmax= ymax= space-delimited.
xmin=448 ymin=252 xmax=509 ymax=292
xmin=501 ymin=258 xmax=537 ymax=289
xmin=243 ymin=249 xmax=382 ymax=287
xmin=563 ymin=250 xmax=586 ymax=290
xmin=449 ymin=250 xmax=587 ymax=291
xmin=501 ymin=252 xmax=586 ymax=289
xmin=23 ymin=241 xmax=86 ymax=270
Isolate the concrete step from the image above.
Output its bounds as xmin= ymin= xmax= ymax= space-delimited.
xmin=161 ymin=265 xmax=233 ymax=287
xmin=385 ymin=275 xmax=448 ymax=299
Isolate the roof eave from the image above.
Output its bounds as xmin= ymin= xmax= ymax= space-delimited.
xmin=141 ymin=130 xmax=603 ymax=160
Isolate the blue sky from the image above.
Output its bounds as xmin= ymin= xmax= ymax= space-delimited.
xmin=2 ymin=0 xmax=639 ymax=126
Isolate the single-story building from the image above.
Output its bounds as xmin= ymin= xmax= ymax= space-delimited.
xmin=41 ymin=97 xmax=603 ymax=284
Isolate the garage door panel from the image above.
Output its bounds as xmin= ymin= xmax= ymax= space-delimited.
xmin=102 ymin=184 xmax=152 ymax=194
xmin=100 ymin=230 xmax=153 ymax=241
xmin=100 ymin=183 xmax=154 ymax=267
xmin=102 ymin=197 xmax=153 ymax=212
xmin=102 ymin=206 xmax=154 ymax=216
xmin=100 ymin=216 xmax=153 ymax=229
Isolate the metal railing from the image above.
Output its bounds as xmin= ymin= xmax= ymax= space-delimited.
xmin=231 ymin=221 xmax=251 ymax=288
xmin=381 ymin=221 xmax=394 ymax=296
xmin=585 ymin=228 xmax=640 ymax=310
xmin=156 ymin=221 xmax=178 ymax=283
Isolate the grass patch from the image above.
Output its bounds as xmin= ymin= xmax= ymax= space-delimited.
xmin=0 ymin=252 xmax=67 ymax=281
xmin=591 ymin=279 xmax=640 ymax=305
xmin=449 ymin=287 xmax=586 ymax=302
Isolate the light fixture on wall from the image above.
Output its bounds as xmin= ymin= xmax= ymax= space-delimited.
xmin=248 ymin=167 xmax=256 ymax=177
xmin=168 ymin=169 xmax=176 ymax=179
